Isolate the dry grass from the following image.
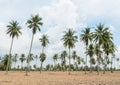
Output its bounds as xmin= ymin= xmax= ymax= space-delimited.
xmin=0 ymin=71 xmax=120 ymax=85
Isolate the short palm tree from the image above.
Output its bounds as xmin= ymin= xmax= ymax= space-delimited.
xmin=12 ymin=54 xmax=18 ymax=69
xmin=28 ymin=54 xmax=34 ymax=70
xmin=61 ymin=28 xmax=78 ymax=75
xmin=26 ymin=14 xmax=43 ymax=76
xmin=6 ymin=20 xmax=22 ymax=74
xmin=94 ymin=44 xmax=102 ymax=75
xmin=53 ymin=54 xmax=58 ymax=71
xmin=39 ymin=53 xmax=46 ymax=73
xmin=86 ymin=43 xmax=94 ymax=73
xmin=72 ymin=51 xmax=77 ymax=70
xmin=60 ymin=50 xmax=67 ymax=71
xmin=77 ymin=56 xmax=81 ymax=70
xmin=1 ymin=54 xmax=11 ymax=70
xmin=80 ymin=27 xmax=92 ymax=74
xmin=19 ymin=54 xmax=26 ymax=70
xmin=34 ymin=55 xmax=38 ymax=70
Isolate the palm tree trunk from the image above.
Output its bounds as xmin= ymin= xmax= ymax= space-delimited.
xmin=68 ymin=48 xmax=71 ymax=75
xmin=42 ymin=46 xmax=44 ymax=54
xmin=26 ymin=34 xmax=34 ymax=76
xmin=22 ymin=62 xmax=23 ymax=71
xmin=85 ymin=46 xmax=87 ymax=74
xmin=40 ymin=62 xmax=43 ymax=73
xmin=111 ymin=57 xmax=113 ymax=73
xmin=90 ymin=57 xmax=92 ymax=73
xmin=6 ymin=37 xmax=14 ymax=74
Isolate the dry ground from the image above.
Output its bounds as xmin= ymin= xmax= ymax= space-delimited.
xmin=0 ymin=71 xmax=120 ymax=85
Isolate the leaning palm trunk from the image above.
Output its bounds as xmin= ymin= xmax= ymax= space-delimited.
xmin=6 ymin=37 xmax=14 ymax=74
xmin=68 ymin=48 xmax=71 ymax=75
xmin=26 ymin=34 xmax=34 ymax=76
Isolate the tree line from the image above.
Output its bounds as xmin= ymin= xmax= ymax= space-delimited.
xmin=0 ymin=14 xmax=119 ymax=76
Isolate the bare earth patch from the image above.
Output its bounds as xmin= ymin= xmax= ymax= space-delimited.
xmin=0 ymin=71 xmax=120 ymax=85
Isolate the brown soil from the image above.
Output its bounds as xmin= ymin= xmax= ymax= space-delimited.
xmin=0 ymin=71 xmax=120 ymax=85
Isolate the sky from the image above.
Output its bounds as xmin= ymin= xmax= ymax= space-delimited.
xmin=0 ymin=0 xmax=120 ymax=68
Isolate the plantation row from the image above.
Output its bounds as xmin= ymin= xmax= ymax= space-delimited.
xmin=0 ymin=14 xmax=118 ymax=75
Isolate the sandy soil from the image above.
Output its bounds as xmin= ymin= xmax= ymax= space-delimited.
xmin=0 ymin=71 xmax=120 ymax=85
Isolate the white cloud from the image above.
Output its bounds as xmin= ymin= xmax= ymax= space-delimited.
xmin=73 ymin=0 xmax=120 ymax=20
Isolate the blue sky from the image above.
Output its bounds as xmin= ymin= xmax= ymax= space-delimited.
xmin=0 ymin=0 xmax=120 ymax=68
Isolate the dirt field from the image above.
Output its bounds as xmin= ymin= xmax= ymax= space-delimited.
xmin=0 ymin=71 xmax=120 ymax=85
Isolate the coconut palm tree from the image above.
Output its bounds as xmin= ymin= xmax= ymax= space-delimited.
xmin=26 ymin=14 xmax=43 ymax=76
xmin=77 ymin=56 xmax=81 ymax=70
xmin=19 ymin=54 xmax=26 ymax=70
xmin=53 ymin=54 xmax=58 ymax=71
xmin=39 ymin=34 xmax=49 ymax=53
xmin=86 ymin=43 xmax=94 ymax=73
xmin=34 ymin=55 xmax=38 ymax=70
xmin=6 ymin=20 xmax=22 ymax=74
xmin=116 ymin=58 xmax=119 ymax=70
xmin=1 ymin=54 xmax=11 ymax=70
xmin=72 ymin=51 xmax=77 ymax=70
xmin=39 ymin=53 xmax=46 ymax=73
xmin=94 ymin=44 xmax=102 ymax=75
xmin=93 ymin=23 xmax=109 ymax=75
xmin=61 ymin=28 xmax=78 ymax=75
xmin=60 ymin=51 xmax=67 ymax=71
xmin=28 ymin=53 xmax=34 ymax=70
xmin=39 ymin=34 xmax=49 ymax=73
xmin=80 ymin=27 xmax=92 ymax=74
xmin=12 ymin=54 xmax=18 ymax=69
xmin=110 ymin=43 xmax=116 ymax=73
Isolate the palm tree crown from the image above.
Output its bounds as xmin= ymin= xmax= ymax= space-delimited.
xmin=7 ymin=21 xmax=22 ymax=38
xmin=26 ymin=14 xmax=43 ymax=34
xmin=62 ymin=29 xmax=78 ymax=49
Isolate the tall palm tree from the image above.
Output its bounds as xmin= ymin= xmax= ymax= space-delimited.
xmin=39 ymin=34 xmax=49 ymax=73
xmin=72 ymin=51 xmax=77 ymax=70
xmin=39 ymin=53 xmax=46 ymax=73
xmin=93 ymin=23 xmax=109 ymax=75
xmin=39 ymin=34 xmax=49 ymax=53
xmin=53 ymin=54 xmax=58 ymax=71
xmin=61 ymin=28 xmax=78 ymax=75
xmin=86 ymin=43 xmax=94 ymax=73
xmin=6 ymin=20 xmax=22 ymax=74
xmin=26 ymin=14 xmax=43 ymax=76
xmin=80 ymin=27 xmax=92 ymax=74
xmin=19 ymin=54 xmax=26 ymax=70
xmin=12 ymin=54 xmax=18 ymax=69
